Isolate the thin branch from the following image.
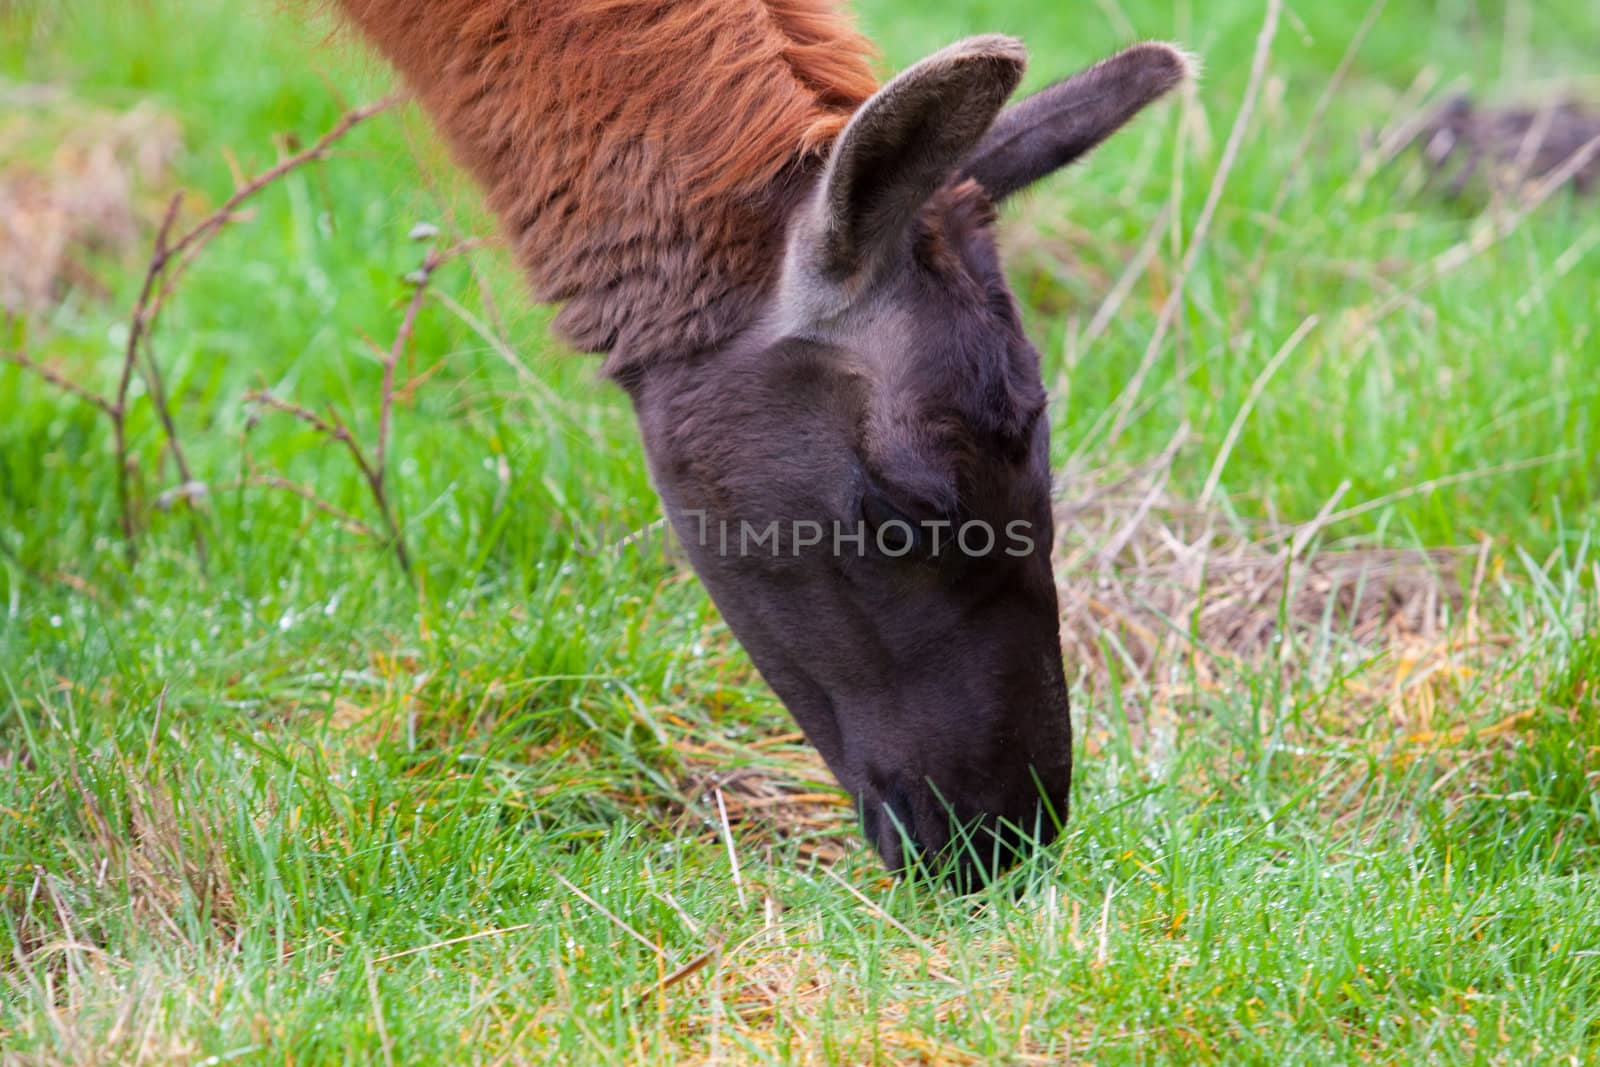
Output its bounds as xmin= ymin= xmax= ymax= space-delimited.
xmin=235 ymin=470 xmax=381 ymax=540
xmin=146 ymin=96 xmax=401 ymax=332
xmin=240 ymin=243 xmax=459 ymax=579
xmin=0 ymin=351 xmax=116 ymax=416
xmin=3 ymin=97 xmax=399 ymax=574
xmin=128 ymin=197 xmax=210 ymax=569
xmin=245 ymin=388 xmax=412 ymax=574
xmin=110 ymin=194 xmax=185 ymax=564
xmin=378 ymin=248 xmax=443 ymax=485
xmin=244 ymin=392 xmax=380 ymax=483
xmin=632 ymin=947 xmax=719 ymax=1009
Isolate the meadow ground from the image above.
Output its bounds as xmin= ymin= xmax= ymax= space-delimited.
xmin=2 ymin=0 xmax=1598 ymax=1062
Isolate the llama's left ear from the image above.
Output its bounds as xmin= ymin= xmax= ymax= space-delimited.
xmin=810 ymin=35 xmax=1026 ymax=281
xmin=961 ymin=42 xmax=1193 ymax=203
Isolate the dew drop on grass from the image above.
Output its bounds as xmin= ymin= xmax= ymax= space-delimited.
xmin=49 ymin=615 xmax=62 ymax=628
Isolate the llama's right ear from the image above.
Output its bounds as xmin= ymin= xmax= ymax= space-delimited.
xmin=961 ymin=42 xmax=1193 ymax=203
xmin=810 ymin=35 xmax=1026 ymax=281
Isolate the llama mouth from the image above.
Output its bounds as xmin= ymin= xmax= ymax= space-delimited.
xmin=857 ymin=774 xmax=1062 ymax=892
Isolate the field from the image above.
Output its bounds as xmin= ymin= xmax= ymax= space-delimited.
xmin=2 ymin=0 xmax=1598 ymax=1062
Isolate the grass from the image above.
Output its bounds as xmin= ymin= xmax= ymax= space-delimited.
xmin=2 ymin=0 xmax=1598 ymax=1062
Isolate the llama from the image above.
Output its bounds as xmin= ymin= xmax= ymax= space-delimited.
xmin=329 ymin=0 xmax=1190 ymax=887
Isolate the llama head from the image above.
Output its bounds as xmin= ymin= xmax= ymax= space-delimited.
xmin=629 ymin=38 xmax=1190 ymax=889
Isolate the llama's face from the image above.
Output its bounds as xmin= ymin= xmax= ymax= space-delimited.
xmin=635 ymin=190 xmax=1068 ymax=888
xmin=632 ymin=38 xmax=1188 ymax=887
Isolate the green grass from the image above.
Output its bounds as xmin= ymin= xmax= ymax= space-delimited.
xmin=3 ymin=0 xmax=1599 ymax=1062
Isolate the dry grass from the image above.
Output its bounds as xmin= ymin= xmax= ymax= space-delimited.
xmin=0 ymin=966 xmax=210 ymax=1067
xmin=631 ymin=426 xmax=1574 ymax=863
xmin=676 ymin=737 xmax=855 ymax=866
xmin=1053 ymin=447 xmax=1470 ymax=693
xmin=7 ymin=766 xmax=235 ymax=956
xmin=5 ymin=0 xmax=1598 ymax=1058
xmin=2 ymin=754 xmax=235 ymax=1067
xmin=0 ymin=87 xmax=180 ymax=312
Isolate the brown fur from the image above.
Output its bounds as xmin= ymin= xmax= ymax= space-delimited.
xmin=331 ymin=0 xmax=878 ymax=377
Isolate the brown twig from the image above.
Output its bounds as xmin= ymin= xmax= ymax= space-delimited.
xmin=143 ymin=97 xmax=397 ymax=567
xmin=128 ymin=98 xmax=395 ymax=566
xmin=378 ymin=248 xmax=443 ymax=489
xmin=0 ymin=350 xmax=115 ymax=416
xmin=633 ymin=947 xmax=719 ymax=1009
xmin=146 ymin=96 xmax=401 ymax=334
xmin=105 ymin=194 xmax=186 ymax=563
xmin=124 ymin=195 xmax=211 ymax=568
xmin=243 ymin=390 xmax=411 ymax=574
xmin=239 ymin=241 xmax=462 ymax=578
xmin=231 ymin=468 xmax=381 ymax=540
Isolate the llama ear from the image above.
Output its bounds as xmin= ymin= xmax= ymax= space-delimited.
xmin=811 ymin=35 xmax=1026 ymax=280
xmin=961 ymin=42 xmax=1193 ymax=202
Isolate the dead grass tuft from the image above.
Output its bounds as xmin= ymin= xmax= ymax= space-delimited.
xmin=6 ymin=746 xmax=235 ymax=974
xmin=0 ymin=87 xmax=181 ymax=312
xmin=1054 ymin=447 xmax=1469 ymax=697
xmin=675 ymin=737 xmax=854 ymax=865
xmin=0 ymin=957 xmax=214 ymax=1067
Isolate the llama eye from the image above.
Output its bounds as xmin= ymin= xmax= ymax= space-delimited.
xmin=860 ymin=490 xmax=926 ymax=556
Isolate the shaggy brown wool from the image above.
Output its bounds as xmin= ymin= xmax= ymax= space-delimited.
xmin=330 ymin=0 xmax=878 ymax=377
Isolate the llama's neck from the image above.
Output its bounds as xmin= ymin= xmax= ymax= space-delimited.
xmin=333 ymin=0 xmax=877 ymax=379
